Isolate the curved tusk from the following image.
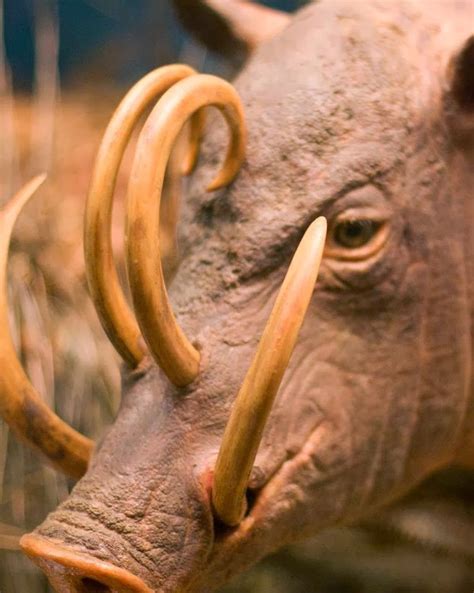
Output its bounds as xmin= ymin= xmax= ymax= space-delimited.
xmin=181 ymin=108 xmax=206 ymax=175
xmin=85 ymin=64 xmax=203 ymax=367
xmin=0 ymin=176 xmax=93 ymax=479
xmin=126 ymin=74 xmax=246 ymax=387
xmin=212 ymin=216 xmax=327 ymax=526
xmin=159 ymin=135 xmax=185 ymax=282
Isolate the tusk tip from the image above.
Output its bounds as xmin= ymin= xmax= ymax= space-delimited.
xmin=2 ymin=174 xmax=47 ymax=222
xmin=181 ymin=155 xmax=196 ymax=176
xmin=35 ymin=172 xmax=48 ymax=184
xmin=310 ymin=215 xmax=327 ymax=234
xmin=205 ymin=180 xmax=220 ymax=192
xmin=306 ymin=216 xmax=328 ymax=252
xmin=181 ymin=149 xmax=199 ymax=175
xmin=23 ymin=173 xmax=48 ymax=199
xmin=205 ymin=168 xmax=233 ymax=192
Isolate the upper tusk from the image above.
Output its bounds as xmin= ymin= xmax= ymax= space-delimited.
xmin=212 ymin=216 xmax=327 ymax=526
xmin=0 ymin=176 xmax=93 ymax=479
xmin=84 ymin=64 xmax=200 ymax=367
xmin=181 ymin=108 xmax=206 ymax=175
xmin=126 ymin=74 xmax=246 ymax=387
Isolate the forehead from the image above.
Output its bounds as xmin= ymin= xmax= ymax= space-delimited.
xmin=180 ymin=1 xmax=431 ymax=282
xmin=228 ymin=0 xmax=426 ymax=203
xmin=235 ymin=0 xmax=424 ymax=149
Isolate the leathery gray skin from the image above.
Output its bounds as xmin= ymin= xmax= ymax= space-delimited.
xmin=23 ymin=1 xmax=474 ymax=592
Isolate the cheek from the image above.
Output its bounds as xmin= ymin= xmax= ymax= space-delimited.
xmin=317 ymin=224 xmax=418 ymax=315
xmin=317 ymin=259 xmax=465 ymax=483
xmin=320 ymin=210 xmax=410 ymax=294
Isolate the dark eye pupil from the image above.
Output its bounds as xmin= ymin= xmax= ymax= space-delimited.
xmin=334 ymin=220 xmax=378 ymax=248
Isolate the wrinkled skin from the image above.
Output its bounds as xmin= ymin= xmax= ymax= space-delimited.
xmin=25 ymin=1 xmax=474 ymax=592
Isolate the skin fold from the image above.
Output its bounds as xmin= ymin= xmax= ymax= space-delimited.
xmin=20 ymin=1 xmax=473 ymax=591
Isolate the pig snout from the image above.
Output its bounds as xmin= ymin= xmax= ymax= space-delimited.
xmin=21 ymin=535 xmax=153 ymax=593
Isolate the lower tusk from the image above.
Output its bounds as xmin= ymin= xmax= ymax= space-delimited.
xmin=0 ymin=177 xmax=93 ymax=478
xmin=212 ymin=217 xmax=327 ymax=526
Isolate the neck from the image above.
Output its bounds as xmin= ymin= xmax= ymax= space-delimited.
xmin=453 ymin=149 xmax=474 ymax=468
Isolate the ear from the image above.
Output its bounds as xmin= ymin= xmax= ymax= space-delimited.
xmin=172 ymin=0 xmax=290 ymax=67
xmin=445 ymin=35 xmax=474 ymax=142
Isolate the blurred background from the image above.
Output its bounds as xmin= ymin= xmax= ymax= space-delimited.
xmin=1 ymin=1 xmax=473 ymax=592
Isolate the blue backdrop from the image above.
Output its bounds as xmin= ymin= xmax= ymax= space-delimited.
xmin=4 ymin=0 xmax=303 ymax=89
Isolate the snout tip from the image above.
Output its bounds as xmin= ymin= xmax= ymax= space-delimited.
xmin=20 ymin=534 xmax=154 ymax=593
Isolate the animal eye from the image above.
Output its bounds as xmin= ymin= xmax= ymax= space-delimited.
xmin=333 ymin=219 xmax=381 ymax=249
xmin=325 ymin=214 xmax=389 ymax=262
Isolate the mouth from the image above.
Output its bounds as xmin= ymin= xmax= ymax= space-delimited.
xmin=21 ymin=420 xmax=331 ymax=593
xmin=182 ymin=419 xmax=333 ymax=592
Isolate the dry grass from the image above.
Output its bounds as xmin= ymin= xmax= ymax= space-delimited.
xmin=1 ymin=90 xmax=123 ymax=592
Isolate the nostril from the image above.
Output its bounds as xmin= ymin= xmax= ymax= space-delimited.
xmin=21 ymin=534 xmax=154 ymax=593
xmin=80 ymin=578 xmax=111 ymax=593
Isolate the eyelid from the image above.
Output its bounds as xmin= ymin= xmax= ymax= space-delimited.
xmin=325 ymin=219 xmax=390 ymax=261
xmin=331 ymin=207 xmax=389 ymax=224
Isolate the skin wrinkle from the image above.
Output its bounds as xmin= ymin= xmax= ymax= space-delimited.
xmin=199 ymin=363 xmax=446 ymax=593
xmin=259 ymin=320 xmax=386 ymax=498
xmin=254 ymin=422 xmax=341 ymax=514
xmin=404 ymin=218 xmax=469 ymax=462
xmin=181 ymin=96 xmax=400 ymax=280
xmin=43 ymin=527 xmax=155 ymax=581
xmin=230 ymin=180 xmax=400 ymax=296
xmin=226 ymin=164 xmax=397 ymax=286
xmin=54 ymin=501 xmax=179 ymax=563
xmin=216 ymin=421 xmax=355 ymax=558
xmin=43 ymin=516 xmax=157 ymax=576
xmin=249 ymin=303 xmax=360 ymax=477
xmin=23 ymin=2 xmax=474 ymax=591
xmin=36 ymin=368 xmax=216 ymax=588
xmin=428 ymin=240 xmax=472 ymax=458
xmin=394 ymin=304 xmax=427 ymax=487
xmin=358 ymin=260 xmax=430 ymax=508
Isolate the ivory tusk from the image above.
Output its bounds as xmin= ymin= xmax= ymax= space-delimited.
xmin=212 ymin=217 xmax=327 ymax=525
xmin=84 ymin=65 xmax=200 ymax=366
xmin=126 ymin=74 xmax=246 ymax=387
xmin=181 ymin=108 xmax=206 ymax=175
xmin=0 ymin=176 xmax=93 ymax=478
